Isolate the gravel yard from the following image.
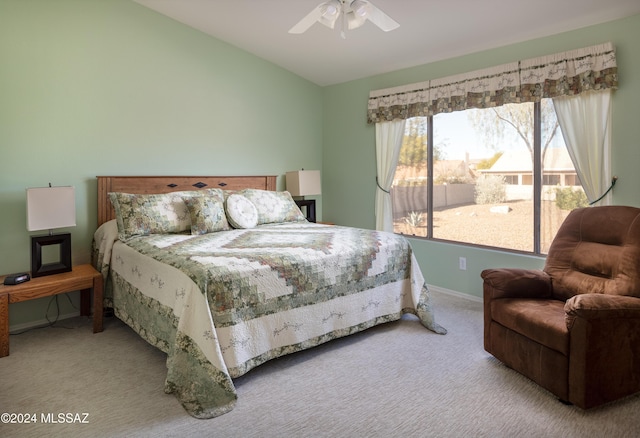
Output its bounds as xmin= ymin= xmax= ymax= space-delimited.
xmin=394 ymin=200 xmax=572 ymax=253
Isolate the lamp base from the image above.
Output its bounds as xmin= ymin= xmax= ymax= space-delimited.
xmin=30 ymin=233 xmax=72 ymax=278
xmin=294 ymin=199 xmax=317 ymax=223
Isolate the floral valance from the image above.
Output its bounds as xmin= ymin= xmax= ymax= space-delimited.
xmin=367 ymin=42 xmax=617 ymax=124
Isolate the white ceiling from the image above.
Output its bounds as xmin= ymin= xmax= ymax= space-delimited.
xmin=133 ymin=0 xmax=640 ymax=86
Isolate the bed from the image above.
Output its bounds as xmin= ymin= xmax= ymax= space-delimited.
xmin=92 ymin=175 xmax=446 ymax=419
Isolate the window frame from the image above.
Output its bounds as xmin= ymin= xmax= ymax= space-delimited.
xmin=403 ymin=101 xmax=551 ymax=256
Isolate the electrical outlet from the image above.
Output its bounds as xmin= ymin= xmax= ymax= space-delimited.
xmin=459 ymin=257 xmax=467 ymax=270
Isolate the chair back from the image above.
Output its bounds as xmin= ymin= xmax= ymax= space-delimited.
xmin=544 ymin=206 xmax=640 ymax=301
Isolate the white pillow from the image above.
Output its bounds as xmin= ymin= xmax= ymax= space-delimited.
xmin=225 ymin=194 xmax=259 ymax=229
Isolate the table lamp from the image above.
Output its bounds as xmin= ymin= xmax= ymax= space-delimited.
xmin=286 ymin=170 xmax=321 ymax=222
xmin=26 ymin=185 xmax=76 ymax=277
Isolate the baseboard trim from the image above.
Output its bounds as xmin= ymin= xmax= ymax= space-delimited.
xmin=9 ymin=311 xmax=81 ymax=333
xmin=427 ymin=284 xmax=482 ymax=303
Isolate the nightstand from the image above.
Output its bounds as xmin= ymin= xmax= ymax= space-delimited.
xmin=0 ymin=264 xmax=103 ymax=357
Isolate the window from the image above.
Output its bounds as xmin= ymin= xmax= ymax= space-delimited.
xmin=391 ymin=99 xmax=587 ymax=254
xmin=543 ymin=175 xmax=561 ymax=185
xmin=371 ymin=44 xmax=615 ymax=242
xmin=504 ymin=175 xmax=519 ymax=185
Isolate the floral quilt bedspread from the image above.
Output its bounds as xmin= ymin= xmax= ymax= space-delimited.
xmin=93 ymin=220 xmax=446 ymax=418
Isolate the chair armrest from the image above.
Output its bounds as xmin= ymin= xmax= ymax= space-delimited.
xmin=565 ymin=293 xmax=640 ymax=408
xmin=481 ymin=268 xmax=552 ymax=300
xmin=565 ymin=294 xmax=640 ymax=327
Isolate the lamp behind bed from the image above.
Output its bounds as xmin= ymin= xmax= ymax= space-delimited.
xmin=286 ymin=170 xmax=321 ymax=223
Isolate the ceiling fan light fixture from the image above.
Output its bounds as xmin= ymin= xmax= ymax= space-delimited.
xmin=289 ymin=0 xmax=398 ymax=35
xmin=347 ymin=0 xmax=371 ymax=30
xmin=318 ymin=0 xmax=342 ymax=29
xmin=345 ymin=12 xmax=362 ymax=30
xmin=351 ymin=0 xmax=370 ymax=17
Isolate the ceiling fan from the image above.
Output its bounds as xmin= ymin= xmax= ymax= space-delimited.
xmin=289 ymin=0 xmax=399 ymax=38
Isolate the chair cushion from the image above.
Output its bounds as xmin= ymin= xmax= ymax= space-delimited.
xmin=545 ymin=206 xmax=640 ymax=300
xmin=491 ymin=298 xmax=569 ymax=355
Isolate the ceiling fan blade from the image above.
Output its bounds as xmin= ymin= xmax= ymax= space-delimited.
xmin=367 ymin=3 xmax=400 ymax=32
xmin=288 ymin=5 xmax=324 ymax=34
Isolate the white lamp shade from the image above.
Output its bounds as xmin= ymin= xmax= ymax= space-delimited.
xmin=27 ymin=186 xmax=76 ymax=231
xmin=286 ymin=170 xmax=322 ymax=197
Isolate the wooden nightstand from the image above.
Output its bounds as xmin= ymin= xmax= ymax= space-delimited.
xmin=0 ymin=264 xmax=103 ymax=357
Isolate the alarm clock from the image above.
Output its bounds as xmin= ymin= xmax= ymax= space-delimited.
xmin=3 ymin=273 xmax=31 ymax=285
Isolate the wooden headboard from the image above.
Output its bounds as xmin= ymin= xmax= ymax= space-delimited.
xmin=97 ymin=175 xmax=277 ymax=226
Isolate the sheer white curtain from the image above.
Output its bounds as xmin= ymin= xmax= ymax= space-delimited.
xmin=375 ymin=119 xmax=406 ymax=232
xmin=553 ymin=89 xmax=613 ymax=205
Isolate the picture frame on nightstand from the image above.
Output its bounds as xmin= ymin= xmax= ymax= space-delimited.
xmin=30 ymin=233 xmax=72 ymax=278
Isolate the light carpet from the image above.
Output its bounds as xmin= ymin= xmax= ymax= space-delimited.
xmin=1 ymin=291 xmax=639 ymax=437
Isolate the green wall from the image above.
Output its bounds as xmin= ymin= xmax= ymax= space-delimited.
xmin=0 ymin=0 xmax=322 ymax=327
xmin=323 ymin=14 xmax=640 ymax=299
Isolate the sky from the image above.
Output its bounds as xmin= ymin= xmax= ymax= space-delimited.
xmin=433 ymin=111 xmax=500 ymax=161
xmin=431 ymin=105 xmax=566 ymax=162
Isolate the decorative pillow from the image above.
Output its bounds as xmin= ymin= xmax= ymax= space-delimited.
xmin=108 ymin=189 xmax=224 ymax=240
xmin=240 ymin=189 xmax=306 ymax=224
xmin=225 ymin=194 xmax=259 ymax=229
xmin=183 ymin=195 xmax=230 ymax=235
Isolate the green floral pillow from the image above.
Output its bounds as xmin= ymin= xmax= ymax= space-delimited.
xmin=240 ymin=189 xmax=306 ymax=224
xmin=184 ymin=195 xmax=230 ymax=235
xmin=109 ymin=189 xmax=224 ymax=240
xmin=225 ymin=194 xmax=259 ymax=229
